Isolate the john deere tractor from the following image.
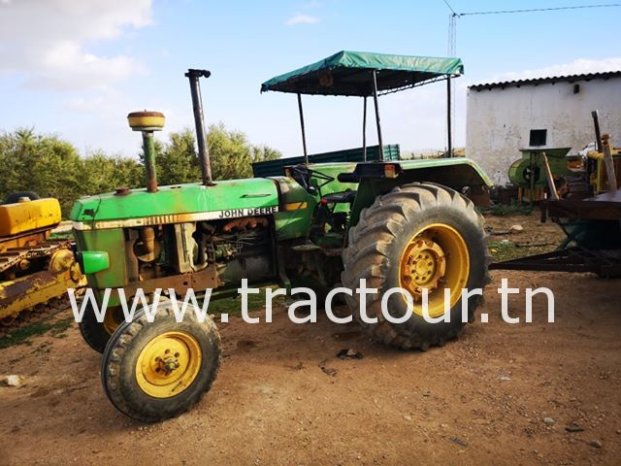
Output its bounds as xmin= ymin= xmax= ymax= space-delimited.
xmin=71 ymin=51 xmax=492 ymax=422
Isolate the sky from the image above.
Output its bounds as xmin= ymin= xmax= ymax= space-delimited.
xmin=1 ymin=0 xmax=620 ymax=159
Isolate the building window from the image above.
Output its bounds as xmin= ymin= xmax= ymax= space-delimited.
xmin=529 ymin=129 xmax=547 ymax=146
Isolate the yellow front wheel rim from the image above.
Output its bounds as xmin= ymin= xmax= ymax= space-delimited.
xmin=103 ymin=308 xmax=123 ymax=336
xmin=399 ymin=223 xmax=470 ymax=318
xmin=136 ymin=331 xmax=202 ymax=398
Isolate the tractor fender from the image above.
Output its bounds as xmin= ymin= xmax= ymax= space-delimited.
xmin=346 ymin=158 xmax=492 ymax=228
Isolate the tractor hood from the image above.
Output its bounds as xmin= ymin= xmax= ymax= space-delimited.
xmin=70 ymin=178 xmax=279 ymax=230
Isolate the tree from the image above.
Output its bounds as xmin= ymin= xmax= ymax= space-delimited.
xmin=148 ymin=124 xmax=281 ymax=183
xmin=0 ymin=128 xmax=84 ymax=213
xmin=79 ymin=152 xmax=143 ymax=195
xmin=251 ymin=144 xmax=282 ymax=163
xmin=153 ymin=129 xmax=202 ymax=185
xmin=0 ymin=123 xmax=281 ymax=217
xmin=206 ymin=123 xmax=253 ymax=179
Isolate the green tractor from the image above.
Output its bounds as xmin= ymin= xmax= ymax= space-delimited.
xmin=71 ymin=51 xmax=492 ymax=422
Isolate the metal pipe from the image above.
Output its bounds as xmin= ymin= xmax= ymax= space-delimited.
xmin=186 ymin=69 xmax=214 ymax=186
xmin=362 ymin=97 xmax=367 ymax=162
xmin=297 ymin=93 xmax=309 ymax=163
xmin=142 ymin=131 xmax=158 ymax=193
xmin=372 ymin=70 xmax=384 ymax=161
xmin=447 ymin=76 xmax=453 ymax=158
xmin=591 ymin=110 xmax=603 ymax=152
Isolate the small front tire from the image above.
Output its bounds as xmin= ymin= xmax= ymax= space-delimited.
xmin=101 ymin=306 xmax=221 ymax=422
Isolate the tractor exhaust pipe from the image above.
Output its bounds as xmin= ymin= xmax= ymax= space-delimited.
xmin=186 ymin=69 xmax=214 ymax=186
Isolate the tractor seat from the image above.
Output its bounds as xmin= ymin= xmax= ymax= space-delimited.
xmin=321 ymin=190 xmax=356 ymax=204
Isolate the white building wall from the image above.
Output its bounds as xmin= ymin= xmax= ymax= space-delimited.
xmin=466 ymin=77 xmax=621 ymax=185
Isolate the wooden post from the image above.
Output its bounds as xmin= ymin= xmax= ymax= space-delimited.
xmin=602 ymin=134 xmax=618 ymax=191
xmin=540 ymin=152 xmax=559 ymax=200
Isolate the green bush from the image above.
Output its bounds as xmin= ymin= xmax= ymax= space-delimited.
xmin=0 ymin=125 xmax=281 ymax=216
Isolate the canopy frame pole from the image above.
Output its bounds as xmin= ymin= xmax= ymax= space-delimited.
xmin=362 ymin=96 xmax=368 ymax=162
xmin=371 ymin=70 xmax=384 ymax=161
xmin=297 ymin=93 xmax=309 ymax=164
xmin=447 ymin=76 xmax=453 ymax=158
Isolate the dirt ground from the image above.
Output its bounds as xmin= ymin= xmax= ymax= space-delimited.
xmin=1 ymin=214 xmax=620 ymax=466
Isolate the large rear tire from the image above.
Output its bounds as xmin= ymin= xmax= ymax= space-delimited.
xmin=101 ymin=305 xmax=221 ymax=423
xmin=342 ymin=183 xmax=490 ymax=350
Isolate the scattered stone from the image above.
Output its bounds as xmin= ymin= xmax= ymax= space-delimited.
xmin=289 ymin=362 xmax=304 ymax=371
xmin=543 ymin=417 xmax=555 ymax=426
xmin=336 ymin=348 xmax=363 ymax=360
xmin=449 ymin=436 xmax=468 ymax=448
xmin=565 ymin=423 xmax=584 ymax=433
xmin=1 ymin=375 xmax=23 ymax=387
xmin=588 ymin=440 xmax=602 ymax=449
xmin=510 ymin=224 xmax=524 ymax=233
xmin=318 ymin=360 xmax=337 ymax=377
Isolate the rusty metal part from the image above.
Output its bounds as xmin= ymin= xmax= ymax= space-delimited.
xmin=545 ymin=188 xmax=621 ymax=221
xmin=1 ymin=240 xmax=67 ymax=275
xmin=0 ymin=240 xmax=86 ymax=321
xmin=122 ymin=264 xmax=220 ymax=298
xmin=0 ymin=228 xmax=51 ymax=254
xmin=127 ymin=111 xmax=165 ymax=131
xmin=0 ymin=289 xmax=84 ymax=332
xmin=489 ymin=247 xmax=621 ymax=277
xmin=134 ymin=227 xmax=160 ymax=262
xmin=222 ymin=217 xmax=269 ymax=232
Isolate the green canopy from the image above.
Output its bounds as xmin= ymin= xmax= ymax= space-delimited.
xmin=261 ymin=50 xmax=463 ymax=96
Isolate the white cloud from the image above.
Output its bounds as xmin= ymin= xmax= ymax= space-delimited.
xmin=0 ymin=0 xmax=153 ymax=90
xmin=484 ymin=57 xmax=621 ymax=83
xmin=286 ymin=13 xmax=320 ymax=26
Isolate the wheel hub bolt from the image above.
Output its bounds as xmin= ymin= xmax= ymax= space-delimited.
xmin=156 ymin=355 xmax=180 ymax=375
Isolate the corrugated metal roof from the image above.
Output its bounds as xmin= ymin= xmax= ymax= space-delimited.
xmin=469 ymin=70 xmax=621 ymax=91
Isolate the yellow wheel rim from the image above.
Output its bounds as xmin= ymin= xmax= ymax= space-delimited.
xmin=103 ymin=308 xmax=123 ymax=336
xmin=399 ymin=223 xmax=470 ymax=318
xmin=136 ymin=331 xmax=202 ymax=398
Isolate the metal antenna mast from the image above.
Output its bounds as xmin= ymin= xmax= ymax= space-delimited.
xmin=443 ymin=0 xmax=458 ymax=156
xmin=439 ymin=0 xmax=621 ymax=156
